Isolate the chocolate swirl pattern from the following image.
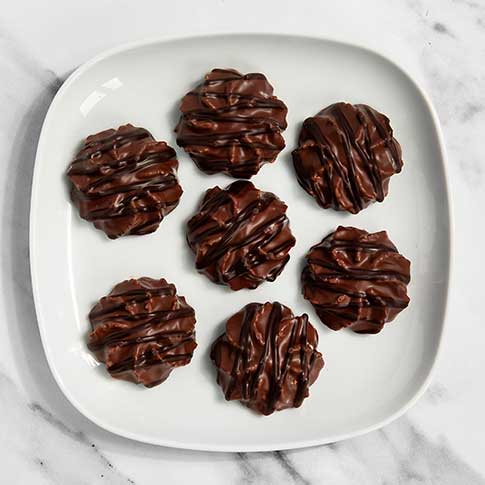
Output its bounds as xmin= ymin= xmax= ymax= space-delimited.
xmin=186 ymin=181 xmax=296 ymax=291
xmin=292 ymin=102 xmax=403 ymax=214
xmin=67 ymin=124 xmax=183 ymax=239
xmin=87 ymin=277 xmax=197 ymax=388
xmin=210 ymin=302 xmax=324 ymax=415
xmin=175 ymin=68 xmax=288 ymax=179
xmin=302 ymin=226 xmax=410 ymax=334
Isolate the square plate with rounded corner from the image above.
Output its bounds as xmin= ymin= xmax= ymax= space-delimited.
xmin=30 ymin=33 xmax=452 ymax=452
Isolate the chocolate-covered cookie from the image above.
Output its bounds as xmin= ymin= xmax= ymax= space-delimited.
xmin=186 ymin=181 xmax=296 ymax=291
xmin=292 ymin=102 xmax=403 ymax=214
xmin=175 ymin=68 xmax=288 ymax=178
xmin=87 ymin=277 xmax=197 ymax=387
xmin=210 ymin=302 xmax=324 ymax=415
xmin=302 ymin=226 xmax=410 ymax=334
xmin=67 ymin=124 xmax=182 ymax=239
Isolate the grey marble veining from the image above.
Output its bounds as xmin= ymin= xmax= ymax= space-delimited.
xmin=0 ymin=371 xmax=135 ymax=484
xmin=1 ymin=1 xmax=484 ymax=484
xmin=2 ymin=363 xmax=483 ymax=485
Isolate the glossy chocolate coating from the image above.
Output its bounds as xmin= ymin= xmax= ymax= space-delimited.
xmin=292 ymin=102 xmax=403 ymax=214
xmin=67 ymin=124 xmax=183 ymax=239
xmin=211 ymin=302 xmax=324 ymax=415
xmin=302 ymin=226 xmax=410 ymax=334
xmin=175 ymin=68 xmax=288 ymax=178
xmin=87 ymin=277 xmax=197 ymax=387
xmin=186 ymin=181 xmax=296 ymax=291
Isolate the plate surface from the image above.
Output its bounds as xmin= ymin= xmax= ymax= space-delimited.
xmin=30 ymin=34 xmax=451 ymax=451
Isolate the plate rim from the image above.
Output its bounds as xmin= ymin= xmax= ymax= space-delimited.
xmin=29 ymin=32 xmax=454 ymax=452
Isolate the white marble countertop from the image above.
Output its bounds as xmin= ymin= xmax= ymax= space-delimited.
xmin=1 ymin=1 xmax=484 ymax=483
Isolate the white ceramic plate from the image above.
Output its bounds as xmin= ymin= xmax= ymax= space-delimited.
xmin=30 ymin=34 xmax=452 ymax=452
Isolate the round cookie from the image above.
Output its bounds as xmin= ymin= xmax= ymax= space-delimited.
xmin=67 ymin=124 xmax=182 ymax=239
xmin=87 ymin=277 xmax=197 ymax=387
xmin=186 ymin=181 xmax=296 ymax=291
xmin=210 ymin=302 xmax=324 ymax=415
xmin=292 ymin=102 xmax=403 ymax=214
xmin=175 ymin=68 xmax=288 ymax=178
xmin=302 ymin=226 xmax=410 ymax=334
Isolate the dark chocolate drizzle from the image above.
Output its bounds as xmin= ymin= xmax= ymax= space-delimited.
xmin=175 ymin=68 xmax=288 ymax=179
xmin=186 ymin=181 xmax=296 ymax=291
xmin=210 ymin=302 xmax=324 ymax=415
xmin=302 ymin=226 xmax=411 ymax=334
xmin=88 ymin=277 xmax=197 ymax=387
xmin=67 ymin=124 xmax=183 ymax=239
xmin=292 ymin=102 xmax=403 ymax=214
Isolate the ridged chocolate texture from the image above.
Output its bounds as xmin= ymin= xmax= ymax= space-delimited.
xmin=175 ymin=68 xmax=288 ymax=179
xmin=292 ymin=102 xmax=403 ymax=214
xmin=87 ymin=277 xmax=197 ymax=388
xmin=302 ymin=226 xmax=410 ymax=334
xmin=186 ymin=181 xmax=296 ymax=291
xmin=67 ymin=124 xmax=183 ymax=239
xmin=210 ymin=302 xmax=324 ymax=415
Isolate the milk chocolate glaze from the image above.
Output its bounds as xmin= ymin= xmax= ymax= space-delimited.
xmin=292 ymin=103 xmax=403 ymax=214
xmin=302 ymin=226 xmax=410 ymax=334
xmin=88 ymin=277 xmax=197 ymax=387
xmin=186 ymin=181 xmax=296 ymax=291
xmin=175 ymin=68 xmax=288 ymax=178
xmin=67 ymin=124 xmax=183 ymax=239
xmin=210 ymin=302 xmax=324 ymax=415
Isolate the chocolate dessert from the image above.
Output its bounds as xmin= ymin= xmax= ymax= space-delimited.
xmin=186 ymin=181 xmax=296 ymax=290
xmin=211 ymin=302 xmax=324 ymax=415
xmin=176 ymin=68 xmax=287 ymax=178
xmin=88 ymin=277 xmax=197 ymax=387
xmin=67 ymin=124 xmax=182 ymax=239
xmin=302 ymin=226 xmax=410 ymax=334
xmin=292 ymin=103 xmax=403 ymax=213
